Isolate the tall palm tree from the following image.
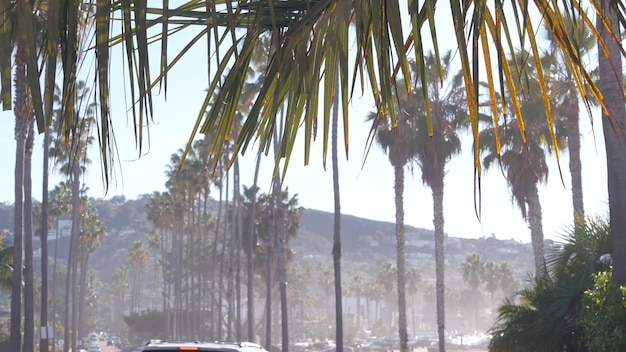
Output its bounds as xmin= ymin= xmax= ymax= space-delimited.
xmin=40 ymin=122 xmax=51 ymax=352
xmin=76 ymin=198 xmax=105 ymax=339
xmin=405 ymin=50 xmax=467 ymax=352
xmin=128 ymin=240 xmax=150 ymax=314
xmin=331 ymin=64 xmax=344 ymax=352
xmin=23 ymin=102 xmax=35 ymax=352
xmin=146 ymin=191 xmax=175 ymax=338
xmin=480 ymin=51 xmax=568 ymax=280
xmin=50 ymin=81 xmax=96 ymax=352
xmin=9 ymin=6 xmax=33 ymax=350
xmin=367 ymin=93 xmax=419 ymax=352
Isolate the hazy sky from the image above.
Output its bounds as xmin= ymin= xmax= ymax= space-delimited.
xmin=0 ymin=8 xmax=610 ymax=244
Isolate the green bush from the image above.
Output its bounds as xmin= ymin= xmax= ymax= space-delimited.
xmin=582 ymin=271 xmax=626 ymax=352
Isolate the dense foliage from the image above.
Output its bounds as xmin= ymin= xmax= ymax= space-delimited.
xmin=489 ymin=216 xmax=614 ymax=351
xmin=582 ymin=271 xmax=626 ymax=351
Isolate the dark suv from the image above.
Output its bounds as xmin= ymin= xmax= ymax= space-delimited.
xmin=140 ymin=341 xmax=269 ymax=352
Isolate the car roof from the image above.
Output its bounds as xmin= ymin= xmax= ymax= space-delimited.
xmin=141 ymin=341 xmax=268 ymax=352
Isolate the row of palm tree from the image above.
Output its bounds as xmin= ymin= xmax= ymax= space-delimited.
xmin=365 ymin=14 xmax=601 ymax=351
xmin=141 ymin=128 xmax=302 ymax=344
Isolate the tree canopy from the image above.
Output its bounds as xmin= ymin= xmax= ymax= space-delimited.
xmin=0 ymin=0 xmax=620 ymax=185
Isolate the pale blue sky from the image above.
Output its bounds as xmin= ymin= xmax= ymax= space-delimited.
xmin=0 ymin=4 xmax=610 ymax=243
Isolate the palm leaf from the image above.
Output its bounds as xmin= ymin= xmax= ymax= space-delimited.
xmin=0 ymin=0 xmax=620 ymax=192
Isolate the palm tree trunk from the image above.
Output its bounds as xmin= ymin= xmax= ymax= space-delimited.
xmin=247 ymin=152 xmax=262 ymax=341
xmin=526 ymin=187 xmax=547 ymax=279
xmin=331 ymin=72 xmax=344 ymax=352
xmin=10 ymin=42 xmax=28 ymax=352
xmin=566 ymin=94 xmax=584 ymax=221
xmin=78 ymin=250 xmax=90 ymax=340
xmin=274 ymin=174 xmax=289 ymax=352
xmin=209 ymin=178 xmax=224 ymax=340
xmin=394 ymin=164 xmax=408 ymax=352
xmin=173 ymin=205 xmax=183 ymax=339
xmin=40 ymin=122 xmax=51 ymax=352
xmin=598 ymin=0 xmax=626 ymax=287
xmin=264 ymin=226 xmax=273 ymax=348
xmin=234 ymin=156 xmax=243 ymax=341
xmin=432 ymin=184 xmax=446 ymax=352
xmin=23 ymin=114 xmax=35 ymax=352
xmin=218 ymin=163 xmax=230 ymax=340
xmin=69 ymin=162 xmax=80 ymax=352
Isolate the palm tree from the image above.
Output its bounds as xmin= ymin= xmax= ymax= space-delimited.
xmin=367 ymin=92 xmax=419 ymax=352
xmin=109 ymin=265 xmax=129 ymax=326
xmin=482 ymin=261 xmax=500 ymax=318
xmin=50 ymin=81 xmax=96 ymax=352
xmin=461 ymin=253 xmax=484 ymax=331
xmin=40 ymin=123 xmax=52 ymax=352
xmin=9 ymin=10 xmax=32 ymax=351
xmin=480 ymin=51 xmax=568 ymax=280
xmin=76 ymin=198 xmax=105 ymax=339
xmin=128 ymin=240 xmax=150 ymax=314
xmin=406 ymin=50 xmax=467 ymax=352
xmin=348 ymin=271 xmax=367 ymax=333
xmin=376 ymin=260 xmax=397 ymax=328
xmin=331 ymin=65 xmax=344 ymax=352
xmin=405 ymin=267 xmax=421 ymax=335
xmin=498 ymin=262 xmax=518 ymax=300
xmin=23 ymin=92 xmax=36 ymax=352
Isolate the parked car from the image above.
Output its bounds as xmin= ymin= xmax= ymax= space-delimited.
xmin=141 ymin=341 xmax=268 ymax=352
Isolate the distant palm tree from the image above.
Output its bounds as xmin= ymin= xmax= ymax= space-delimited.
xmin=498 ymin=262 xmax=518 ymax=300
xmin=109 ymin=266 xmax=129 ymax=325
xmin=407 ymin=51 xmax=467 ymax=352
xmin=462 ymin=253 xmax=484 ymax=292
xmin=128 ymin=241 xmax=150 ymax=314
xmin=462 ymin=253 xmax=484 ymax=330
xmin=480 ymin=50 xmax=567 ymax=279
xmin=405 ymin=267 xmax=421 ymax=335
xmin=348 ymin=271 xmax=367 ymax=332
xmin=76 ymin=198 xmax=106 ymax=338
xmin=482 ymin=261 xmax=500 ymax=318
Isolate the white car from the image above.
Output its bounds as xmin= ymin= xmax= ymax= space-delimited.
xmin=88 ymin=346 xmax=102 ymax=352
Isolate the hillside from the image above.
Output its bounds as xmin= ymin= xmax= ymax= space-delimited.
xmin=0 ymin=198 xmax=536 ymax=289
